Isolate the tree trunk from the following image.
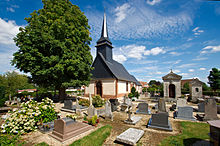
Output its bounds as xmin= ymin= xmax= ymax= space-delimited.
xmin=59 ymin=87 xmax=66 ymax=101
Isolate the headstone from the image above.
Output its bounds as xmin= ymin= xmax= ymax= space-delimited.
xmin=109 ymin=99 xmax=120 ymax=112
xmin=204 ymin=98 xmax=218 ymax=121
xmin=87 ymin=96 xmax=97 ymax=118
xmin=116 ymin=128 xmax=144 ymax=145
xmin=64 ymin=100 xmax=73 ymax=110
xmin=147 ymin=112 xmax=172 ymax=131
xmin=136 ymin=102 xmax=150 ymax=114
xmin=176 ymin=106 xmax=195 ymax=121
xmin=176 ymin=98 xmax=187 ymax=107
xmin=158 ymin=98 xmax=166 ymax=112
xmin=49 ymin=118 xmax=93 ymax=142
xmin=198 ymin=102 xmax=205 ymax=112
xmin=105 ymin=100 xmax=113 ymax=120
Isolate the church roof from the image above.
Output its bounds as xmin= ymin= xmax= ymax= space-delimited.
xmin=92 ymin=53 xmax=135 ymax=82
xmin=162 ymin=70 xmax=182 ymax=80
xmin=130 ymin=75 xmax=142 ymax=86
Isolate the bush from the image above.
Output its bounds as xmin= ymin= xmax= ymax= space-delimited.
xmin=1 ymin=98 xmax=58 ymax=134
xmin=0 ymin=86 xmax=7 ymax=107
xmin=128 ymin=87 xmax=140 ymax=99
xmin=79 ymin=99 xmax=89 ymax=107
xmin=92 ymin=95 xmax=105 ymax=107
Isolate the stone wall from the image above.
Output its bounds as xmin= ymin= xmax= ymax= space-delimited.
xmin=190 ymin=85 xmax=202 ymax=102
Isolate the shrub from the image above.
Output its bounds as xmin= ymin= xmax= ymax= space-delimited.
xmin=79 ymin=99 xmax=89 ymax=107
xmin=1 ymin=97 xmax=58 ymax=134
xmin=92 ymin=95 xmax=105 ymax=107
xmin=128 ymin=87 xmax=140 ymax=99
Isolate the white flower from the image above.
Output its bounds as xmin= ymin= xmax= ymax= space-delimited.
xmin=2 ymin=130 xmax=6 ymax=133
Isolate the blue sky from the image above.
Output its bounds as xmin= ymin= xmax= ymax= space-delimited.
xmin=0 ymin=0 xmax=220 ymax=84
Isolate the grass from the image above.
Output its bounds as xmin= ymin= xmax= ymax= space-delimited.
xmin=70 ymin=125 xmax=112 ymax=146
xmin=34 ymin=142 xmax=49 ymax=146
xmin=159 ymin=121 xmax=209 ymax=146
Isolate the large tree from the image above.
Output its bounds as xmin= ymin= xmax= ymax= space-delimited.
xmin=12 ymin=0 xmax=93 ymax=99
xmin=208 ymin=68 xmax=220 ymax=94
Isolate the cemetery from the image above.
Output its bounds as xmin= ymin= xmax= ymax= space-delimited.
xmin=0 ymin=0 xmax=220 ymax=146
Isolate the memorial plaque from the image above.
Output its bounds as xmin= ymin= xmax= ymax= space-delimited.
xmin=176 ymin=106 xmax=195 ymax=121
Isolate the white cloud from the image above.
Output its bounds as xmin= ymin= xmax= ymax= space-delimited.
xmin=114 ymin=45 xmax=165 ymax=61
xmin=0 ymin=18 xmax=21 ymax=45
xmin=146 ymin=0 xmax=161 ymax=5
xmin=148 ymin=47 xmax=166 ymax=55
xmin=86 ymin=1 xmax=193 ymax=41
xmin=173 ymin=69 xmax=180 ymax=73
xmin=169 ymin=51 xmax=183 ymax=56
xmin=128 ymin=60 xmax=158 ymax=64
xmin=6 ymin=7 xmax=15 ymax=12
xmin=113 ymin=54 xmax=127 ymax=63
xmin=177 ymin=63 xmax=196 ymax=68
xmin=114 ymin=3 xmax=132 ymax=23
xmin=192 ymin=57 xmax=208 ymax=61
xmin=188 ymin=69 xmax=195 ymax=72
xmin=201 ymin=45 xmax=220 ymax=54
xmin=199 ymin=68 xmax=206 ymax=71
xmin=192 ymin=27 xmax=204 ymax=36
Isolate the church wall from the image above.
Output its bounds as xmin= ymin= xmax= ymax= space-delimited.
xmin=85 ymin=81 xmax=95 ymax=95
xmin=102 ymin=79 xmax=115 ymax=95
xmin=118 ymin=80 xmax=127 ymax=94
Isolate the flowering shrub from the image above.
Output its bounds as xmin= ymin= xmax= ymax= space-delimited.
xmin=66 ymin=114 xmax=77 ymax=121
xmin=1 ymin=98 xmax=58 ymax=134
xmin=92 ymin=95 xmax=105 ymax=107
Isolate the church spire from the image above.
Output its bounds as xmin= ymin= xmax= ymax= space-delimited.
xmin=101 ymin=12 xmax=108 ymax=38
xmin=97 ymin=12 xmax=112 ymax=45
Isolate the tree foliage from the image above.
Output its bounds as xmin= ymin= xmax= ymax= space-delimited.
xmin=208 ymin=68 xmax=220 ymax=92
xmin=0 ymin=71 xmax=35 ymax=97
xmin=12 ymin=0 xmax=93 ymax=99
xmin=183 ymin=82 xmax=189 ymax=91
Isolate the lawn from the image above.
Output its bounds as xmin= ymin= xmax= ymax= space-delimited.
xmin=70 ymin=125 xmax=112 ymax=146
xmin=159 ymin=121 xmax=209 ymax=146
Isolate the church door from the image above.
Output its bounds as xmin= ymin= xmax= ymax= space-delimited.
xmin=96 ymin=81 xmax=102 ymax=97
xmin=169 ymin=84 xmax=175 ymax=98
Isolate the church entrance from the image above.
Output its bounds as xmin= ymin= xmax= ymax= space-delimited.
xmin=169 ymin=84 xmax=175 ymax=98
xmin=96 ymin=81 xmax=102 ymax=97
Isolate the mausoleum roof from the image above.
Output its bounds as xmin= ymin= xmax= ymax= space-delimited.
xmin=162 ymin=70 xmax=182 ymax=80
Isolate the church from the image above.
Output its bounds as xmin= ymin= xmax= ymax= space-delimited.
xmin=84 ymin=13 xmax=141 ymax=98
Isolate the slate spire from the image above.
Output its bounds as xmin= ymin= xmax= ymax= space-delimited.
xmin=96 ymin=12 xmax=112 ymax=45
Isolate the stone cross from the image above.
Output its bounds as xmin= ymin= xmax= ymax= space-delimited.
xmin=75 ymin=97 xmax=80 ymax=110
xmin=126 ymin=106 xmax=133 ymax=122
xmin=89 ymin=93 xmax=92 ymax=106
xmin=9 ymin=94 xmax=11 ymax=101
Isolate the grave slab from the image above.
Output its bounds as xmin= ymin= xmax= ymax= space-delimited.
xmin=116 ymin=128 xmax=144 ymax=145
xmin=124 ymin=116 xmax=142 ymax=125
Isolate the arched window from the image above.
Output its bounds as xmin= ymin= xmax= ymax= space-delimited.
xmin=195 ymin=88 xmax=199 ymax=92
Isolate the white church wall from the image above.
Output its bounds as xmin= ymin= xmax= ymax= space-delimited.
xmin=85 ymin=81 xmax=95 ymax=94
xmin=102 ymin=79 xmax=115 ymax=95
xmin=118 ymin=80 xmax=127 ymax=94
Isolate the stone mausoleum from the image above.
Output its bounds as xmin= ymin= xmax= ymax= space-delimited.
xmin=162 ymin=70 xmax=182 ymax=99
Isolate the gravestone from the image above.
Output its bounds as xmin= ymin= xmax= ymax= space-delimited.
xmin=198 ymin=102 xmax=205 ymax=112
xmin=176 ymin=98 xmax=187 ymax=107
xmin=147 ymin=112 xmax=172 ymax=131
xmin=105 ymin=100 xmax=113 ymax=120
xmin=116 ymin=128 xmax=144 ymax=145
xmin=75 ymin=98 xmax=80 ymax=110
xmin=64 ymin=100 xmax=73 ymax=110
xmin=136 ymin=102 xmax=150 ymax=114
xmin=49 ymin=118 xmax=93 ymax=142
xmin=87 ymin=94 xmax=97 ymax=118
xmin=176 ymin=106 xmax=195 ymax=121
xmin=204 ymin=98 xmax=218 ymax=121
xmin=207 ymin=120 xmax=220 ymax=146
xmin=124 ymin=105 xmax=141 ymax=125
xmin=158 ymin=98 xmax=166 ymax=112
xmin=109 ymin=99 xmax=120 ymax=112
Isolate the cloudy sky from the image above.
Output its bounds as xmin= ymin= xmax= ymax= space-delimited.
xmin=0 ymin=0 xmax=220 ymax=83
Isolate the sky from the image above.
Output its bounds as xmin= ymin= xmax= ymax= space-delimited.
xmin=0 ymin=0 xmax=220 ymax=84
